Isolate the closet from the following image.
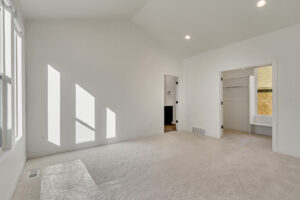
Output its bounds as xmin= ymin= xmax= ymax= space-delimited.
xmin=222 ymin=67 xmax=272 ymax=136
xmin=223 ymin=69 xmax=252 ymax=133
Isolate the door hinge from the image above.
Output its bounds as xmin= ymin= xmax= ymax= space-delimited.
xmin=176 ymin=101 xmax=178 ymax=104
xmin=221 ymin=101 xmax=223 ymax=105
xmin=221 ymin=125 xmax=224 ymax=129
xmin=221 ymin=77 xmax=223 ymax=81
xmin=176 ymin=120 xmax=178 ymax=123
xmin=176 ymin=81 xmax=178 ymax=85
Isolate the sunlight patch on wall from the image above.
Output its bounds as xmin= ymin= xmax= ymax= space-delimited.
xmin=48 ymin=65 xmax=61 ymax=146
xmin=75 ymin=84 xmax=95 ymax=144
xmin=75 ymin=121 xmax=95 ymax=144
xmin=106 ymin=108 xmax=116 ymax=139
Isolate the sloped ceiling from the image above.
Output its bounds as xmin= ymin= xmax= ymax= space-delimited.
xmin=20 ymin=0 xmax=150 ymax=19
xmin=20 ymin=0 xmax=300 ymax=58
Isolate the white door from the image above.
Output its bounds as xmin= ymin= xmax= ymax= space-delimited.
xmin=220 ymin=73 xmax=224 ymax=137
xmin=175 ymin=78 xmax=179 ymax=130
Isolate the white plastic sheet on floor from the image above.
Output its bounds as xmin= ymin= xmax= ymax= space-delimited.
xmin=40 ymin=160 xmax=98 ymax=200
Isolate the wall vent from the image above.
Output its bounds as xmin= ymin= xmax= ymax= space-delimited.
xmin=27 ymin=169 xmax=40 ymax=179
xmin=192 ymin=127 xmax=205 ymax=135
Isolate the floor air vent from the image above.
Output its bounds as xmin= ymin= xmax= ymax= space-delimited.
xmin=192 ymin=127 xmax=205 ymax=135
xmin=27 ymin=169 xmax=40 ymax=179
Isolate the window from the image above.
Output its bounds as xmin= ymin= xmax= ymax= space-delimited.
xmin=0 ymin=2 xmax=24 ymax=151
xmin=14 ymin=31 xmax=22 ymax=140
xmin=256 ymin=66 xmax=272 ymax=116
xmin=0 ymin=2 xmax=4 ymax=149
xmin=1 ymin=6 xmax=14 ymax=150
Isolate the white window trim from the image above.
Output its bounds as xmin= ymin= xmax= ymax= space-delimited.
xmin=0 ymin=0 xmax=24 ymax=156
xmin=14 ymin=30 xmax=22 ymax=142
xmin=0 ymin=1 xmax=3 ymax=153
xmin=2 ymin=5 xmax=14 ymax=151
xmin=13 ymin=29 xmax=18 ymax=141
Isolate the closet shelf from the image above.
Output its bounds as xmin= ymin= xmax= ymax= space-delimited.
xmin=223 ymin=76 xmax=249 ymax=80
xmin=223 ymin=85 xmax=248 ymax=88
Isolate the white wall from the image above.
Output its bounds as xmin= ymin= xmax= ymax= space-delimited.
xmin=0 ymin=138 xmax=26 ymax=200
xmin=25 ymin=19 xmax=182 ymax=158
xmin=0 ymin=0 xmax=26 ymax=199
xmin=164 ymin=75 xmax=177 ymax=123
xmin=183 ymin=24 xmax=300 ymax=158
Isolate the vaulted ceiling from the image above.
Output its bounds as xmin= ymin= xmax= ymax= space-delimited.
xmin=20 ymin=0 xmax=150 ymax=19
xmin=20 ymin=0 xmax=300 ymax=58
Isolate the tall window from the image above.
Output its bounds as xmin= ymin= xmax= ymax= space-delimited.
xmin=14 ymin=31 xmax=22 ymax=140
xmin=0 ymin=3 xmax=3 ymax=149
xmin=0 ymin=2 xmax=24 ymax=151
xmin=0 ymin=6 xmax=13 ymax=151
xmin=257 ymin=66 xmax=272 ymax=116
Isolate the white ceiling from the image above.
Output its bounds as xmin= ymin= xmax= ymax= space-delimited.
xmin=20 ymin=0 xmax=300 ymax=58
xmin=133 ymin=0 xmax=300 ymax=57
xmin=19 ymin=0 xmax=150 ymax=19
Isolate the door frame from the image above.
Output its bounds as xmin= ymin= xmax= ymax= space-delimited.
xmin=164 ymin=74 xmax=179 ymax=132
xmin=219 ymin=58 xmax=278 ymax=152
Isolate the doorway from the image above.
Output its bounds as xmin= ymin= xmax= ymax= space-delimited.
xmin=164 ymin=75 xmax=178 ymax=133
xmin=220 ymin=64 xmax=277 ymax=150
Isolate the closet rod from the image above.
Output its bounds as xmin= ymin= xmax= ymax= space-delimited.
xmin=223 ymin=76 xmax=249 ymax=80
xmin=223 ymin=85 xmax=248 ymax=88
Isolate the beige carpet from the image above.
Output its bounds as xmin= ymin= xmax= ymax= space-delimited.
xmin=14 ymin=131 xmax=300 ymax=200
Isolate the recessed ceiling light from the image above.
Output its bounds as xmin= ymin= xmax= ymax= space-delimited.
xmin=185 ymin=35 xmax=191 ymax=40
xmin=257 ymin=0 xmax=266 ymax=7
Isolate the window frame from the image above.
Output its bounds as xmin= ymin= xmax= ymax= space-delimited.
xmin=2 ymin=5 xmax=14 ymax=151
xmin=0 ymin=2 xmax=3 ymax=153
xmin=0 ymin=2 xmax=23 ymax=154
xmin=14 ymin=30 xmax=22 ymax=141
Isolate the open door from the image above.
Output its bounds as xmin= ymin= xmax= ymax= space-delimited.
xmin=175 ymin=78 xmax=179 ymax=130
xmin=220 ymin=73 xmax=224 ymax=138
xmin=164 ymin=75 xmax=178 ymax=133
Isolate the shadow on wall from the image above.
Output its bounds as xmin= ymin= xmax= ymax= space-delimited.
xmin=47 ymin=64 xmax=116 ymax=147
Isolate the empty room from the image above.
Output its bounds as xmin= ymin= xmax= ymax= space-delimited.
xmin=1 ymin=0 xmax=300 ymax=199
